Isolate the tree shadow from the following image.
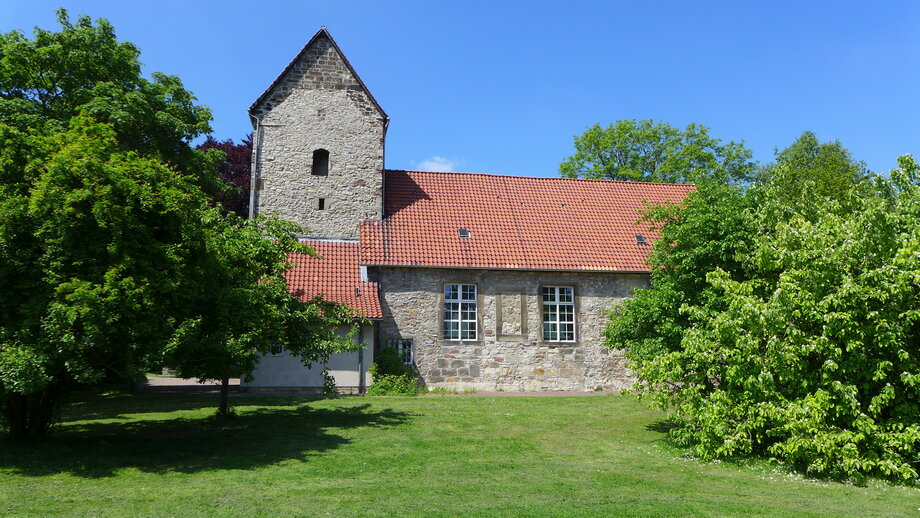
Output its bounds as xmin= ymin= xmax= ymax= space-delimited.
xmin=61 ymin=390 xmax=318 ymax=422
xmin=645 ymin=419 xmax=676 ymax=434
xmin=1 ymin=401 xmax=411 ymax=478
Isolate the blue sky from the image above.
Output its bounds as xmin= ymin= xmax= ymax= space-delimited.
xmin=3 ymin=1 xmax=919 ymax=176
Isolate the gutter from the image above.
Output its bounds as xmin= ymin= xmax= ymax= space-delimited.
xmin=354 ymin=263 xmax=652 ymax=275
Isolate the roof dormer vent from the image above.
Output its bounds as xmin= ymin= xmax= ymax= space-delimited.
xmin=635 ymin=235 xmax=648 ymax=245
xmin=458 ymin=228 xmax=471 ymax=238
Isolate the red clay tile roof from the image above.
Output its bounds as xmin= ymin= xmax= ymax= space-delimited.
xmin=286 ymin=240 xmax=382 ymax=318
xmin=360 ymin=170 xmax=694 ymax=272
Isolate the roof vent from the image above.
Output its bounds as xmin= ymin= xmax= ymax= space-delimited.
xmin=458 ymin=228 xmax=471 ymax=238
xmin=635 ymin=235 xmax=648 ymax=245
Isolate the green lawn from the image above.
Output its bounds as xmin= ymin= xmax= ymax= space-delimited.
xmin=1 ymin=392 xmax=917 ymax=517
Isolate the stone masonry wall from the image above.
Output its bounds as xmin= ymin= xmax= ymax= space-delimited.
xmin=250 ymin=32 xmax=385 ymax=239
xmin=378 ymin=267 xmax=649 ymax=392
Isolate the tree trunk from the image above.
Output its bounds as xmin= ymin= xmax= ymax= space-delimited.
xmin=1 ymin=385 xmax=61 ymax=440
xmin=217 ymin=374 xmax=231 ymax=418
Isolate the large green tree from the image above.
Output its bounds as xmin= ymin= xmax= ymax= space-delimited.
xmin=758 ymin=131 xmax=871 ymax=207
xmin=609 ymin=135 xmax=920 ymax=481
xmin=0 ymin=11 xmax=356 ymax=437
xmin=559 ymin=119 xmax=756 ymax=184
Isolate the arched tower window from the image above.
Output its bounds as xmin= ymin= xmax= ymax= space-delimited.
xmin=311 ymin=149 xmax=329 ymax=176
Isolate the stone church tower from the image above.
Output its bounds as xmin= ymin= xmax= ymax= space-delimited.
xmin=248 ymin=28 xmax=388 ymax=239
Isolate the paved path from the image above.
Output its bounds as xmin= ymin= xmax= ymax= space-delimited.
xmin=139 ymin=375 xmax=241 ymax=394
xmin=140 ymin=376 xmax=613 ymax=397
xmin=436 ymin=390 xmax=610 ymax=397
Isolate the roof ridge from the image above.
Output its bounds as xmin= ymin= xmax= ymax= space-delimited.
xmin=384 ymin=169 xmax=695 ymax=187
xmin=249 ymin=27 xmax=388 ymax=119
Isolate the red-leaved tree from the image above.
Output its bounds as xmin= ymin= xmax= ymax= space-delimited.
xmin=197 ymin=134 xmax=253 ymax=218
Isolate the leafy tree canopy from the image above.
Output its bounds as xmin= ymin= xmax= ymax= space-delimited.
xmin=559 ymin=119 xmax=756 ymax=184
xmin=609 ymin=134 xmax=920 ymax=481
xmin=758 ymin=131 xmax=871 ymax=206
xmin=0 ymin=11 xmax=357 ymax=437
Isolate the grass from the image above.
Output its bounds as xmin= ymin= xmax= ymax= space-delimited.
xmin=1 ymin=391 xmax=917 ymax=517
xmin=426 ymin=386 xmax=478 ymax=395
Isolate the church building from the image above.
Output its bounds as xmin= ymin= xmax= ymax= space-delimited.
xmin=242 ymin=28 xmax=692 ymax=393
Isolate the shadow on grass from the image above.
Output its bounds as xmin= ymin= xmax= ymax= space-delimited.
xmin=645 ymin=419 xmax=676 ymax=434
xmin=61 ymin=390 xmax=316 ymax=422
xmin=1 ymin=400 xmax=410 ymax=479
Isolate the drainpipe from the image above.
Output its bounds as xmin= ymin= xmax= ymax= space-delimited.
xmin=381 ymin=115 xmax=390 ymax=218
xmin=248 ymin=114 xmax=262 ymax=220
xmin=358 ymin=324 xmax=365 ymax=394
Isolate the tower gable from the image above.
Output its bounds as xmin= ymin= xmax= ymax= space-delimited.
xmin=249 ymin=28 xmax=387 ymax=239
xmin=250 ymin=27 xmax=387 ymax=120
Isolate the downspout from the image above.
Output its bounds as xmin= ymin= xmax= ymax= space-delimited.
xmin=381 ymin=116 xmax=390 ymax=262
xmin=381 ymin=115 xmax=390 ymax=218
xmin=248 ymin=113 xmax=262 ymax=220
xmin=358 ymin=324 xmax=365 ymax=394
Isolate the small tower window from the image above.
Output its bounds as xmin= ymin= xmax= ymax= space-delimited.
xmin=317 ymin=198 xmax=326 ymax=210
xmin=311 ymin=149 xmax=329 ymax=176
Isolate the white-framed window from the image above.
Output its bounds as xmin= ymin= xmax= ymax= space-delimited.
xmin=443 ymin=283 xmax=477 ymax=341
xmin=388 ymin=339 xmax=414 ymax=365
xmin=542 ymin=286 xmax=575 ymax=342
xmin=268 ymin=344 xmax=285 ymax=356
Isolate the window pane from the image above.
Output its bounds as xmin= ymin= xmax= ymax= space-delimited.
xmin=444 ymin=284 xmax=476 ymax=340
xmin=542 ymin=287 xmax=575 ymax=342
xmin=461 ymin=321 xmax=476 ymax=340
xmin=560 ymin=288 xmax=573 ymax=303
xmin=543 ymin=322 xmax=556 ymax=341
xmin=389 ymin=339 xmax=414 ymax=365
xmin=443 ymin=321 xmax=459 ymax=340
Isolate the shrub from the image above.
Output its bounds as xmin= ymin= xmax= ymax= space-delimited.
xmin=369 ymin=347 xmax=413 ymax=378
xmin=367 ymin=347 xmax=418 ymax=396
xmin=611 ymin=153 xmax=920 ymax=481
xmin=367 ymin=374 xmax=419 ymax=396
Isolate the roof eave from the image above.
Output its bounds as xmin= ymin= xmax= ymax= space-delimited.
xmin=357 ymin=263 xmax=651 ymax=275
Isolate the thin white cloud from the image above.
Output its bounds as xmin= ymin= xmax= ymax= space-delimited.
xmin=416 ymin=156 xmax=459 ymax=172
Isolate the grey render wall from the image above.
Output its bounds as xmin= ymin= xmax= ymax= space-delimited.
xmin=243 ymin=323 xmax=376 ymax=394
xmin=377 ymin=267 xmax=649 ymax=392
xmin=250 ymin=32 xmax=385 ymax=239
